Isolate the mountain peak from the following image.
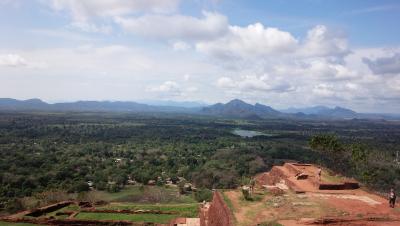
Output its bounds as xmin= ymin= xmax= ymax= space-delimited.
xmin=24 ymin=98 xmax=46 ymax=104
xmin=202 ymin=99 xmax=281 ymax=118
xmin=226 ymin=99 xmax=248 ymax=105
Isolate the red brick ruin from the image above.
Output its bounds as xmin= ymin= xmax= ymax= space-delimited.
xmin=2 ymin=201 xmax=175 ymax=226
xmin=256 ymin=162 xmax=359 ymax=193
xmin=199 ymin=191 xmax=234 ymax=226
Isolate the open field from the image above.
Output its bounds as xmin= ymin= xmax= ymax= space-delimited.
xmin=90 ymin=185 xmax=196 ymax=204
xmin=0 ymin=185 xmax=200 ymax=225
xmin=74 ymin=212 xmax=178 ymax=223
xmin=97 ymin=203 xmax=199 ymax=217
xmin=0 ymin=223 xmax=45 ymax=226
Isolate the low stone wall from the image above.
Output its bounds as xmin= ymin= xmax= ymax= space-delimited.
xmin=319 ymin=181 xmax=359 ymax=190
xmin=25 ymin=201 xmax=74 ymax=217
xmin=1 ymin=217 xmax=139 ymax=225
xmin=81 ymin=209 xmax=177 ymax=215
xmin=3 ymin=200 xmax=173 ymax=226
xmin=199 ymin=192 xmax=234 ymax=226
xmin=300 ymin=215 xmax=400 ymax=225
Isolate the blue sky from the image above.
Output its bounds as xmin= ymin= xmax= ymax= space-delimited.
xmin=0 ymin=0 xmax=399 ymax=113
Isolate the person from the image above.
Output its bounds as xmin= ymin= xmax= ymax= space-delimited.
xmin=250 ymin=178 xmax=256 ymax=194
xmin=317 ymin=167 xmax=322 ymax=181
xmin=389 ymin=188 xmax=396 ymax=208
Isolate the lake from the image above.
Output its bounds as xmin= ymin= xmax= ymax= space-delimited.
xmin=232 ymin=129 xmax=268 ymax=138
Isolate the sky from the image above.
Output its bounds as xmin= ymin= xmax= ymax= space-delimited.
xmin=0 ymin=0 xmax=400 ymax=113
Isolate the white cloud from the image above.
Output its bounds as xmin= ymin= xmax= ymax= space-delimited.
xmin=115 ymin=11 xmax=228 ymax=41
xmin=0 ymin=44 xmax=221 ymax=102
xmin=0 ymin=54 xmax=46 ymax=69
xmin=183 ymin=74 xmax=191 ymax=81
xmin=306 ymin=59 xmax=358 ymax=80
xmin=147 ymin=80 xmax=201 ymax=99
xmin=173 ymin=41 xmax=190 ymax=51
xmin=147 ymin=81 xmax=181 ymax=96
xmin=346 ymin=4 xmax=399 ymax=15
xmin=363 ymin=53 xmax=400 ymax=75
xmin=300 ymin=25 xmax=350 ymax=60
xmin=69 ymin=22 xmax=112 ymax=34
xmin=217 ymin=75 xmax=293 ymax=93
xmin=0 ymin=54 xmax=27 ymax=67
xmin=42 ymin=0 xmax=181 ymax=33
xmin=29 ymin=28 xmax=96 ymax=41
xmin=312 ymin=83 xmax=335 ymax=97
xmin=45 ymin=0 xmax=180 ymax=22
xmin=186 ymin=86 xmax=198 ymax=92
xmin=1 ymin=2 xmax=399 ymax=112
xmin=196 ymin=24 xmax=350 ymax=63
xmin=194 ymin=23 xmax=387 ymax=110
xmin=197 ymin=23 xmax=298 ymax=59
xmin=217 ymin=77 xmax=235 ymax=88
xmin=388 ymin=77 xmax=400 ymax=91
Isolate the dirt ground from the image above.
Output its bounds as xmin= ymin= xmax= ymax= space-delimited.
xmin=224 ymin=188 xmax=400 ymax=226
xmin=226 ymin=163 xmax=400 ymax=226
xmin=279 ymin=219 xmax=400 ymax=226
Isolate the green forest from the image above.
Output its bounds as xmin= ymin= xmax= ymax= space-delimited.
xmin=0 ymin=112 xmax=399 ymax=213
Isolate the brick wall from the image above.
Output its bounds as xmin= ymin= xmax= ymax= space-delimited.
xmin=200 ymin=191 xmax=234 ymax=226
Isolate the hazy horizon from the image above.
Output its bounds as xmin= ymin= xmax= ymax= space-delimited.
xmin=1 ymin=0 xmax=400 ymax=113
xmin=3 ymin=96 xmax=400 ymax=114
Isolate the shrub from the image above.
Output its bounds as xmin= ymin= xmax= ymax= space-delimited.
xmin=69 ymin=181 xmax=90 ymax=193
xmin=194 ymin=188 xmax=213 ymax=202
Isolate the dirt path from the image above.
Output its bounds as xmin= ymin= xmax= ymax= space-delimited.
xmin=279 ymin=219 xmax=400 ymax=226
xmin=224 ymin=190 xmax=276 ymax=226
xmin=224 ymin=187 xmax=400 ymax=226
xmin=224 ymin=190 xmax=252 ymax=224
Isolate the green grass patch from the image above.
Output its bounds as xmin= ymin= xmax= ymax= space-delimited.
xmin=220 ymin=191 xmax=235 ymax=212
xmin=75 ymin=212 xmax=178 ymax=223
xmin=322 ymin=170 xmax=344 ymax=183
xmin=91 ymin=186 xmax=143 ymax=202
xmin=40 ymin=204 xmax=80 ymax=219
xmin=98 ymin=203 xmax=198 ymax=217
xmin=258 ymin=221 xmax=283 ymax=226
xmin=241 ymin=191 xmax=265 ymax=203
xmin=220 ymin=191 xmax=237 ymax=224
xmin=90 ymin=185 xmax=196 ymax=203
xmin=0 ymin=222 xmax=46 ymax=226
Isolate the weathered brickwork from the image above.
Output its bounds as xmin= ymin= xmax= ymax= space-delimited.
xmin=199 ymin=192 xmax=234 ymax=226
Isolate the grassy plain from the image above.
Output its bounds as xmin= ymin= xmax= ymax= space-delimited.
xmin=75 ymin=212 xmax=178 ymax=223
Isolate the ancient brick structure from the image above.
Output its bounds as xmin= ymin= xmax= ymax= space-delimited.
xmin=199 ymin=192 xmax=233 ymax=226
xmin=255 ymin=163 xmax=359 ymax=192
xmin=319 ymin=181 xmax=359 ymax=190
xmin=25 ymin=201 xmax=74 ymax=217
xmin=0 ymin=217 xmax=138 ymax=225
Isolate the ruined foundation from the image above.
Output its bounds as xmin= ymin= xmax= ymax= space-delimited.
xmin=199 ymin=192 xmax=234 ymax=226
xmin=256 ymin=162 xmax=359 ymax=193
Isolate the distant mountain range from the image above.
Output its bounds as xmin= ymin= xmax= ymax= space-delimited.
xmin=0 ymin=98 xmax=195 ymax=113
xmin=201 ymin=99 xmax=361 ymax=119
xmin=281 ymin=105 xmax=357 ymax=118
xmin=138 ymin=100 xmax=207 ymax=108
xmin=0 ymin=98 xmax=398 ymax=120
